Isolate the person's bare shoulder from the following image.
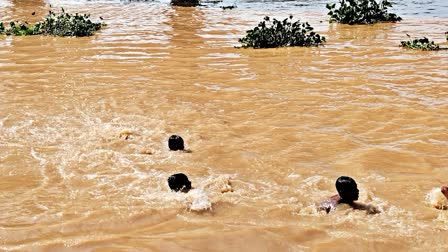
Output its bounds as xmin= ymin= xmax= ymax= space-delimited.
xmin=318 ymin=195 xmax=340 ymax=213
xmin=441 ymin=186 xmax=448 ymax=200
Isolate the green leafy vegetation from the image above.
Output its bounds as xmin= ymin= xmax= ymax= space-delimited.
xmin=326 ymin=0 xmax=402 ymax=25
xmin=3 ymin=21 xmax=37 ymax=35
xmin=238 ymin=16 xmax=326 ymax=49
xmin=400 ymin=36 xmax=440 ymax=51
xmin=0 ymin=8 xmax=105 ymax=37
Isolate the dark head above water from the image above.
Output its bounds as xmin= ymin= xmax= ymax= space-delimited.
xmin=336 ymin=176 xmax=359 ymax=203
xmin=168 ymin=173 xmax=192 ymax=193
xmin=168 ymin=135 xmax=184 ymax=151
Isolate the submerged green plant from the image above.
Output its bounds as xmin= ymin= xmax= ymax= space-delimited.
xmin=239 ymin=16 xmax=326 ymax=48
xmin=400 ymin=36 xmax=440 ymax=51
xmin=35 ymin=9 xmax=105 ymax=37
xmin=5 ymin=21 xmax=37 ymax=36
xmin=0 ymin=21 xmax=39 ymax=36
xmin=327 ymin=0 xmax=402 ymax=25
xmin=0 ymin=8 xmax=105 ymax=37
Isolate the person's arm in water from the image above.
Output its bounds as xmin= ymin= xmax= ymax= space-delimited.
xmin=442 ymin=186 xmax=448 ymax=200
xmin=350 ymin=202 xmax=381 ymax=214
xmin=318 ymin=194 xmax=340 ymax=213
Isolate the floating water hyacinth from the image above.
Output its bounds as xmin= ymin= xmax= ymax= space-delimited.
xmin=35 ymin=9 xmax=105 ymax=37
xmin=0 ymin=8 xmax=105 ymax=37
xmin=0 ymin=21 xmax=37 ymax=35
xmin=326 ymin=0 xmax=402 ymax=25
xmin=400 ymin=36 xmax=440 ymax=51
xmin=238 ymin=16 xmax=326 ymax=49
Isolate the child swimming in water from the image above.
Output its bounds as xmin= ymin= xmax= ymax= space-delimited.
xmin=168 ymin=135 xmax=192 ymax=152
xmin=319 ymin=176 xmax=380 ymax=214
xmin=168 ymin=135 xmax=185 ymax=151
xmin=168 ymin=173 xmax=192 ymax=193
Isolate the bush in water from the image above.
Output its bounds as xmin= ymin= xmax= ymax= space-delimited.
xmin=1 ymin=21 xmax=37 ymax=35
xmin=400 ymin=36 xmax=440 ymax=51
xmin=0 ymin=8 xmax=105 ymax=37
xmin=239 ymin=16 xmax=326 ymax=49
xmin=326 ymin=0 xmax=401 ymax=25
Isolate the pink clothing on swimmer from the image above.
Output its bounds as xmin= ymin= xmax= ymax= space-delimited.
xmin=442 ymin=186 xmax=448 ymax=199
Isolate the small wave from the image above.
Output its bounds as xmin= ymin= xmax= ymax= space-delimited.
xmin=187 ymin=189 xmax=212 ymax=211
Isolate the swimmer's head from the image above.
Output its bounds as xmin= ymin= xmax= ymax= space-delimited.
xmin=168 ymin=173 xmax=191 ymax=193
xmin=336 ymin=176 xmax=359 ymax=203
xmin=168 ymin=135 xmax=185 ymax=151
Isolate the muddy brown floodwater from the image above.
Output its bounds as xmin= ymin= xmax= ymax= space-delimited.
xmin=0 ymin=0 xmax=447 ymax=251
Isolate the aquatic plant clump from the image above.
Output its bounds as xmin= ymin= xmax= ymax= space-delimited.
xmin=400 ymin=37 xmax=440 ymax=51
xmin=4 ymin=22 xmax=37 ymax=35
xmin=0 ymin=9 xmax=105 ymax=37
xmin=327 ymin=0 xmax=402 ymax=25
xmin=34 ymin=10 xmax=105 ymax=37
xmin=239 ymin=16 xmax=326 ymax=49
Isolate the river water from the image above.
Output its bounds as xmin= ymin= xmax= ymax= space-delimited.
xmin=0 ymin=0 xmax=447 ymax=251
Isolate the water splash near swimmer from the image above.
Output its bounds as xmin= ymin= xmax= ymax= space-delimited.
xmin=171 ymin=174 xmax=234 ymax=211
xmin=426 ymin=188 xmax=448 ymax=210
xmin=188 ymin=189 xmax=212 ymax=211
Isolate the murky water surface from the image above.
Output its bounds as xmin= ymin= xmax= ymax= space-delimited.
xmin=0 ymin=0 xmax=447 ymax=251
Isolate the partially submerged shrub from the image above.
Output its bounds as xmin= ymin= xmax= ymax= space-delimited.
xmin=0 ymin=8 xmax=105 ymax=37
xmin=4 ymin=21 xmax=37 ymax=35
xmin=239 ymin=16 xmax=326 ymax=49
xmin=400 ymin=36 xmax=440 ymax=51
xmin=327 ymin=0 xmax=402 ymax=25
xmin=34 ymin=10 xmax=105 ymax=36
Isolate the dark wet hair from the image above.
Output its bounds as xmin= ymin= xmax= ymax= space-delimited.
xmin=335 ymin=176 xmax=359 ymax=203
xmin=168 ymin=135 xmax=185 ymax=151
xmin=168 ymin=173 xmax=192 ymax=193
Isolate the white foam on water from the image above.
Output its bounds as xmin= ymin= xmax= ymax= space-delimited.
xmin=188 ymin=189 xmax=212 ymax=211
xmin=30 ymin=148 xmax=50 ymax=186
xmin=426 ymin=188 xmax=448 ymax=210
